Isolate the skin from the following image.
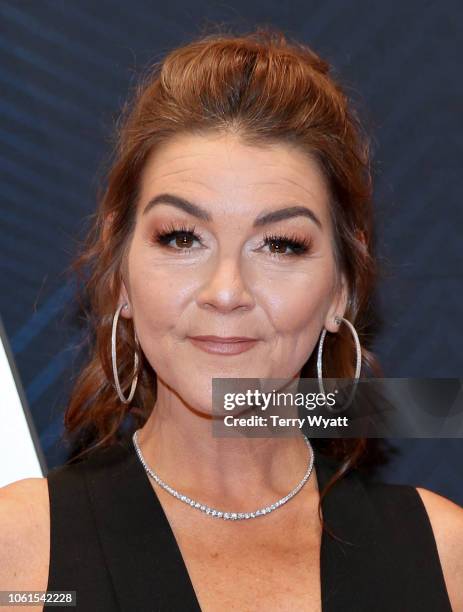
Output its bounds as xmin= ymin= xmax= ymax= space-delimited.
xmin=1 ymin=131 xmax=463 ymax=612
xmin=118 ymin=131 xmax=348 ymax=506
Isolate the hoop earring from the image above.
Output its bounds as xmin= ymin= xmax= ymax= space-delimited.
xmin=111 ymin=302 xmax=140 ymax=404
xmin=316 ymin=315 xmax=362 ymax=413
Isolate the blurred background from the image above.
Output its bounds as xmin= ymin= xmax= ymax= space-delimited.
xmin=0 ymin=0 xmax=462 ymax=502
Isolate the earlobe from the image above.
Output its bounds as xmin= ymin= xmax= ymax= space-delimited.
xmin=324 ymin=313 xmax=343 ymax=334
xmin=119 ymin=302 xmax=131 ymax=319
xmin=118 ymin=281 xmax=132 ymax=318
xmin=325 ymin=276 xmax=348 ymax=333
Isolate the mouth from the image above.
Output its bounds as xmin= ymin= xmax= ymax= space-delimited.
xmin=187 ymin=336 xmax=259 ymax=355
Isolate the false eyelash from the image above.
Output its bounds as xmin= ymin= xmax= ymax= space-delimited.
xmin=151 ymin=222 xmax=204 ymax=250
xmin=261 ymin=232 xmax=313 ymax=257
xmin=151 ymin=223 xmax=313 ymax=258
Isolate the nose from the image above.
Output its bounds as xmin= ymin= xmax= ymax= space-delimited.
xmin=196 ymin=257 xmax=256 ymax=313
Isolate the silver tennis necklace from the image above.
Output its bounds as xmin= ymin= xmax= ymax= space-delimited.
xmin=132 ymin=429 xmax=315 ymax=520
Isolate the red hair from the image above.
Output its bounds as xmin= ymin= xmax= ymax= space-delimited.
xmin=63 ymin=26 xmax=385 ymax=543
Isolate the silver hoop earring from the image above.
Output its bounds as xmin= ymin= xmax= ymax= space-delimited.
xmin=316 ymin=315 xmax=362 ymax=413
xmin=111 ymin=302 xmax=139 ymax=404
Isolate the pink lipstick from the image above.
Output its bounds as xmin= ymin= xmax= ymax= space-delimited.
xmin=187 ymin=335 xmax=259 ymax=355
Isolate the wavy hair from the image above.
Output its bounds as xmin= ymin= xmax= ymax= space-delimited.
xmin=62 ymin=26 xmax=386 ymax=543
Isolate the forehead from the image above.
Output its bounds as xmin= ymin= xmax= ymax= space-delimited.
xmin=137 ymin=132 xmax=331 ymax=224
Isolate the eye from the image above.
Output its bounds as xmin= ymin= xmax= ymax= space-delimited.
xmin=150 ymin=224 xmax=313 ymax=259
xmin=151 ymin=222 xmax=204 ymax=253
xmin=260 ymin=232 xmax=313 ymax=258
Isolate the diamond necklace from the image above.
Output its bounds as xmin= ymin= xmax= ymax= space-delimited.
xmin=132 ymin=429 xmax=315 ymax=520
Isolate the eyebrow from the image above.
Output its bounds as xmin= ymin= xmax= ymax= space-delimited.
xmin=142 ymin=192 xmax=323 ymax=229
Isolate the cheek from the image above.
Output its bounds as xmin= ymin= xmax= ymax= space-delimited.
xmin=130 ymin=263 xmax=192 ymax=340
xmin=258 ymin=269 xmax=333 ymax=334
xmin=261 ymin=278 xmax=330 ymax=373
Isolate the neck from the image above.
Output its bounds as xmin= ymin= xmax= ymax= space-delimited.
xmin=135 ymin=380 xmax=317 ymax=511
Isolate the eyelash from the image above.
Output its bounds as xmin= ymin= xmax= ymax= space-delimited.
xmin=151 ymin=222 xmax=313 ymax=259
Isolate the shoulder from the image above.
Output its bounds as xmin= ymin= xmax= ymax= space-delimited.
xmin=0 ymin=476 xmax=49 ymax=532
xmin=0 ymin=478 xmax=49 ymax=589
xmin=416 ymin=486 xmax=463 ymax=612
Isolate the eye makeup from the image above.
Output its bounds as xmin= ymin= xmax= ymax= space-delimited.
xmin=149 ymin=221 xmax=314 ymax=259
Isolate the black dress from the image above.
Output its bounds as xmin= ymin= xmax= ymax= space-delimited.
xmin=46 ymin=438 xmax=453 ymax=611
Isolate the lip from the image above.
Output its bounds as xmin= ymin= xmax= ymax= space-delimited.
xmin=188 ymin=336 xmax=259 ymax=355
xmin=189 ymin=335 xmax=257 ymax=342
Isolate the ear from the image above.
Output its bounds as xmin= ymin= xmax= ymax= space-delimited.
xmin=324 ymin=273 xmax=349 ymax=333
xmin=118 ymin=280 xmax=132 ymax=320
xmin=104 ymin=211 xmax=133 ymax=320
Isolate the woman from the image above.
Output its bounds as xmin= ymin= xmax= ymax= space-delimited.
xmin=1 ymin=27 xmax=462 ymax=612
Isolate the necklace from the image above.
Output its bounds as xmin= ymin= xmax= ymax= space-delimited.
xmin=132 ymin=429 xmax=315 ymax=520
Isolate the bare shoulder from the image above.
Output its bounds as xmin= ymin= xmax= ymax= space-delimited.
xmin=0 ymin=477 xmax=49 ymax=523
xmin=0 ymin=478 xmax=50 ymax=592
xmin=416 ymin=486 xmax=463 ymax=612
xmin=0 ymin=476 xmax=49 ymax=500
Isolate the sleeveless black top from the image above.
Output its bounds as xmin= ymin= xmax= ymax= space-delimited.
xmin=46 ymin=440 xmax=453 ymax=611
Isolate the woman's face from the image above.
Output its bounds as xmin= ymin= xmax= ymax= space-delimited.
xmin=119 ymin=132 xmax=347 ymax=412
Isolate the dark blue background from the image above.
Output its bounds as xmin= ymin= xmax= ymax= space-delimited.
xmin=1 ymin=0 xmax=462 ymax=503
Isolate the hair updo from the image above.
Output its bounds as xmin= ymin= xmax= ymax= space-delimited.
xmin=63 ymin=26 xmax=386 ymax=540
